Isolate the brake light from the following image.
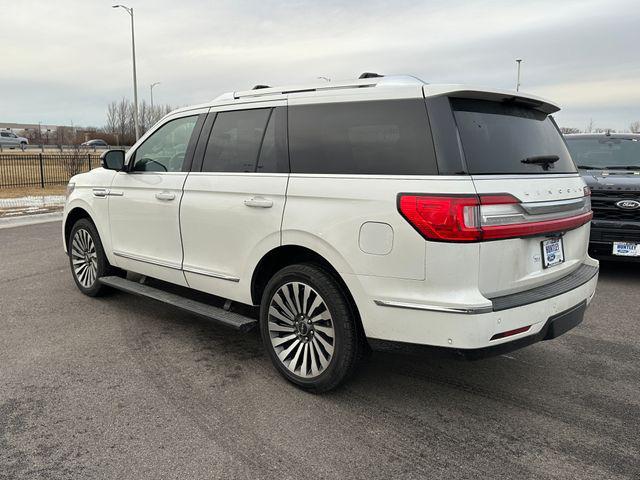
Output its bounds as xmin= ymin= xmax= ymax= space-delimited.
xmin=398 ymin=195 xmax=481 ymax=242
xmin=398 ymin=193 xmax=593 ymax=242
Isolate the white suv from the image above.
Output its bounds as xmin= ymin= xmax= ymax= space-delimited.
xmin=0 ymin=130 xmax=28 ymax=149
xmin=63 ymin=74 xmax=599 ymax=391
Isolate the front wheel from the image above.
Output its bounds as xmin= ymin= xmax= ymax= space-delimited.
xmin=68 ymin=218 xmax=113 ymax=296
xmin=259 ymin=264 xmax=361 ymax=392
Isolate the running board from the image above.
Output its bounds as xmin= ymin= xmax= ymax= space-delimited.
xmin=99 ymin=276 xmax=257 ymax=332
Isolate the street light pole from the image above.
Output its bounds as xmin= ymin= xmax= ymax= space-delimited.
xmin=113 ymin=5 xmax=140 ymax=140
xmin=515 ymin=58 xmax=522 ymax=92
xmin=150 ymin=82 xmax=160 ymax=109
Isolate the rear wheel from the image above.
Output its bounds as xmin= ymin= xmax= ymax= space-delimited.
xmin=68 ymin=218 xmax=113 ymax=296
xmin=260 ymin=264 xmax=360 ymax=392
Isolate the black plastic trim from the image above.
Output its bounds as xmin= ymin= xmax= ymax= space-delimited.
xmin=488 ymin=263 xmax=598 ymax=311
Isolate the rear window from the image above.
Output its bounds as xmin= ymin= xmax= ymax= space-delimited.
xmin=451 ymin=98 xmax=576 ymax=175
xmin=289 ymin=99 xmax=437 ymax=175
xmin=565 ymin=137 xmax=640 ymax=169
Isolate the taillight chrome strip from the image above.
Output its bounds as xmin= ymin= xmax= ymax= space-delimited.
xmin=520 ymin=197 xmax=589 ymax=215
xmin=398 ymin=192 xmax=593 ymax=243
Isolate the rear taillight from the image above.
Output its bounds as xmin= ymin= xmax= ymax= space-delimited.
xmin=398 ymin=193 xmax=593 ymax=242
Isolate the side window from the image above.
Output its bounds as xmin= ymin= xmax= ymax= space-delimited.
xmin=201 ymin=108 xmax=271 ymax=172
xmin=256 ymin=107 xmax=288 ymax=173
xmin=132 ymin=116 xmax=198 ymax=172
xmin=288 ymin=99 xmax=437 ymax=175
xmin=0 ymin=132 xmax=9 ymax=137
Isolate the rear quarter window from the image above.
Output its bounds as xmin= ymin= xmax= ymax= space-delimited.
xmin=451 ymin=98 xmax=576 ymax=175
xmin=288 ymin=99 xmax=437 ymax=175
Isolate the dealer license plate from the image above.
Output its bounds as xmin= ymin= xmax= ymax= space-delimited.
xmin=542 ymin=237 xmax=564 ymax=268
xmin=612 ymin=242 xmax=640 ymax=256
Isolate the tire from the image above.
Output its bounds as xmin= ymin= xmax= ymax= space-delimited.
xmin=68 ymin=218 xmax=114 ymax=297
xmin=259 ymin=263 xmax=361 ymax=392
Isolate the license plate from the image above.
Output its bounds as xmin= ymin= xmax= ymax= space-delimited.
xmin=612 ymin=242 xmax=640 ymax=256
xmin=542 ymin=237 xmax=564 ymax=268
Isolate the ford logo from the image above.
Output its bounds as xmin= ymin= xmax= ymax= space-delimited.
xmin=616 ymin=200 xmax=640 ymax=210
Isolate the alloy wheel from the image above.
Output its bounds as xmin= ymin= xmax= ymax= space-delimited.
xmin=71 ymin=228 xmax=98 ymax=288
xmin=267 ymin=282 xmax=335 ymax=378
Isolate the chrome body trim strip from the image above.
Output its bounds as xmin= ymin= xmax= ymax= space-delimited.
xmin=183 ymin=265 xmax=240 ymax=282
xmin=113 ymin=250 xmax=182 ymax=270
xmin=520 ymin=197 xmax=588 ymax=215
xmin=374 ymin=299 xmax=493 ymax=315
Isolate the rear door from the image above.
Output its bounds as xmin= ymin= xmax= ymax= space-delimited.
xmin=446 ymin=96 xmax=591 ymax=297
xmin=180 ymin=101 xmax=289 ymax=303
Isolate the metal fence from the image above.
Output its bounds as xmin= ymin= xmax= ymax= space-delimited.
xmin=0 ymin=144 xmax=130 ymax=153
xmin=0 ymin=153 xmax=102 ymax=188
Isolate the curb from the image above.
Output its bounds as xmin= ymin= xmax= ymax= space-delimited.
xmin=0 ymin=212 xmax=63 ymax=230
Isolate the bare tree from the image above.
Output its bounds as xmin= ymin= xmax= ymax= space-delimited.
xmin=630 ymin=121 xmax=640 ymax=134
xmin=103 ymin=97 xmax=173 ymax=145
xmin=106 ymin=101 xmax=118 ymax=136
xmin=560 ymin=127 xmax=581 ymax=134
xmin=585 ymin=118 xmax=594 ymax=133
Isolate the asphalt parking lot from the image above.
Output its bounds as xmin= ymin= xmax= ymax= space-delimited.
xmin=1 ymin=221 xmax=639 ymax=479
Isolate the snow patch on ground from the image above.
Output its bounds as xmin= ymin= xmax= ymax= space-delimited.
xmin=0 ymin=195 xmax=65 ymax=217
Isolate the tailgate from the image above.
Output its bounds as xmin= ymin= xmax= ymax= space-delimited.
xmin=473 ymin=175 xmax=590 ymax=297
xmin=446 ymin=94 xmax=591 ymax=297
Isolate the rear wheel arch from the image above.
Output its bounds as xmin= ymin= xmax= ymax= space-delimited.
xmin=250 ymin=245 xmax=367 ymax=343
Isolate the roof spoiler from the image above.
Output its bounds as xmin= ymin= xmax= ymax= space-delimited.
xmin=441 ymin=89 xmax=560 ymax=114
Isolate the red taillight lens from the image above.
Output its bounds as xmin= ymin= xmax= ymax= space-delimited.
xmin=490 ymin=325 xmax=531 ymax=341
xmin=398 ymin=195 xmax=481 ymax=242
xmin=398 ymin=193 xmax=592 ymax=242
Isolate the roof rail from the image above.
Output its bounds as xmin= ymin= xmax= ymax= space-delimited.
xmin=228 ymin=74 xmax=426 ymax=100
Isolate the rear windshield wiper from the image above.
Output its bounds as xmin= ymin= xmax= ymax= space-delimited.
xmin=521 ymin=155 xmax=560 ymax=170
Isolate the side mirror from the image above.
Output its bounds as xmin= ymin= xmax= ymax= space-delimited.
xmin=101 ymin=149 xmax=125 ymax=171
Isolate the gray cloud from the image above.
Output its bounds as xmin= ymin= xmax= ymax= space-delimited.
xmin=1 ymin=0 xmax=638 ymax=130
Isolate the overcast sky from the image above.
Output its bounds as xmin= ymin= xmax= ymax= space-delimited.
xmin=1 ymin=0 xmax=638 ymax=130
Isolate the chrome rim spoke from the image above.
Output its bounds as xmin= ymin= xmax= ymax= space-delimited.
xmin=71 ymin=228 xmax=98 ymax=289
xmin=268 ymin=281 xmax=335 ymax=379
xmin=269 ymin=306 xmax=294 ymax=325
xmin=282 ymin=285 xmax=299 ymax=315
xmin=287 ymin=341 xmax=304 ymax=373
xmin=273 ymin=295 xmax=296 ymax=321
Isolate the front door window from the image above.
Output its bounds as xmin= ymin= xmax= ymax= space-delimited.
xmin=132 ymin=116 xmax=198 ymax=172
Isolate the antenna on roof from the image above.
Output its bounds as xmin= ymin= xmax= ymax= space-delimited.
xmin=252 ymin=84 xmax=271 ymax=90
xmin=358 ymin=72 xmax=384 ymax=79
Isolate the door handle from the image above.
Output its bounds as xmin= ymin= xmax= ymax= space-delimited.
xmin=244 ymin=197 xmax=273 ymax=208
xmin=155 ymin=191 xmax=176 ymax=201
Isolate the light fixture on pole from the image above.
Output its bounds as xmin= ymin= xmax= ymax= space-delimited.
xmin=317 ymin=76 xmax=331 ymax=82
xmin=515 ymin=58 xmax=523 ymax=92
xmin=113 ymin=4 xmax=140 ymax=140
xmin=150 ymin=82 xmax=160 ymax=109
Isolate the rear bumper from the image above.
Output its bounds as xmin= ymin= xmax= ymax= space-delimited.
xmin=369 ymin=300 xmax=586 ymax=359
xmin=349 ymin=259 xmax=598 ymax=351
